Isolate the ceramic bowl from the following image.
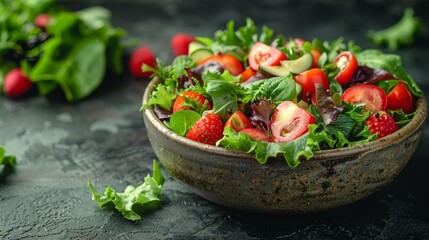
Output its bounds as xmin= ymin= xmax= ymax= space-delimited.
xmin=143 ymin=77 xmax=427 ymax=213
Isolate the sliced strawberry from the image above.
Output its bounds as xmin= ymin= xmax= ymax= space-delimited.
xmin=224 ymin=110 xmax=252 ymax=132
xmin=366 ymin=111 xmax=399 ymax=139
xmin=240 ymin=128 xmax=270 ymax=142
xmin=3 ymin=68 xmax=33 ymax=97
xmin=185 ymin=113 xmax=224 ymax=145
xmin=129 ymin=46 xmax=156 ymax=78
xmin=171 ymin=33 xmax=195 ymax=56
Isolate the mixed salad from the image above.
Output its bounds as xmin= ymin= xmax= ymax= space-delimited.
xmin=142 ymin=19 xmax=423 ymax=168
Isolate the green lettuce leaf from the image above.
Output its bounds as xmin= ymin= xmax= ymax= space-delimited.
xmin=88 ymin=160 xmax=165 ymax=221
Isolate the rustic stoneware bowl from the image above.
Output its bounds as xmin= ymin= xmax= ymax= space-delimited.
xmin=143 ymin=77 xmax=427 ymax=213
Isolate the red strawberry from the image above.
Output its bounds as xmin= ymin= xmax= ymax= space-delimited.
xmin=185 ymin=113 xmax=224 ymax=145
xmin=129 ymin=46 xmax=156 ymax=78
xmin=3 ymin=68 xmax=33 ymax=97
xmin=171 ymin=34 xmax=195 ymax=56
xmin=366 ymin=111 xmax=399 ymax=139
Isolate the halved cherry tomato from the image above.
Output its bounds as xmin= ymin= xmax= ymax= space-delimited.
xmin=333 ymin=51 xmax=358 ymax=86
xmin=240 ymin=128 xmax=271 ymax=142
xmin=198 ymin=54 xmax=244 ymax=76
xmin=342 ymin=84 xmax=387 ymax=113
xmin=386 ymin=82 xmax=413 ymax=113
xmin=172 ymin=91 xmax=212 ymax=112
xmin=270 ymin=101 xmax=316 ymax=142
xmin=248 ymin=42 xmax=287 ymax=71
xmin=293 ymin=68 xmax=329 ymax=102
xmin=225 ymin=110 xmax=253 ymax=132
xmin=241 ymin=67 xmax=256 ymax=83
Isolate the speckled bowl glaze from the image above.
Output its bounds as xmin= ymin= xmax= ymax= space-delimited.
xmin=143 ymin=77 xmax=427 ymax=213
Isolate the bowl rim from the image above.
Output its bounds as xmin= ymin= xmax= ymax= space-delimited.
xmin=143 ymin=76 xmax=427 ymax=161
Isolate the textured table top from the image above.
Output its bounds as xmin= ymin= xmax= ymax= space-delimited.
xmin=1 ymin=0 xmax=429 ymax=239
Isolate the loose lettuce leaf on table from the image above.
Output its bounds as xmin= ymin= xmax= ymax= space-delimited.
xmin=88 ymin=160 xmax=165 ymax=221
xmin=0 ymin=146 xmax=17 ymax=179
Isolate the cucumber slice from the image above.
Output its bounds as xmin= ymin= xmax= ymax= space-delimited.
xmin=280 ymin=53 xmax=313 ymax=74
xmin=188 ymin=41 xmax=207 ymax=56
xmin=259 ymin=65 xmax=291 ymax=77
xmin=190 ymin=48 xmax=213 ymax=63
xmin=260 ymin=53 xmax=313 ymax=77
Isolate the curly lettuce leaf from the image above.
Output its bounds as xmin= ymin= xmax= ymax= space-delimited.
xmin=367 ymin=8 xmax=421 ymax=50
xmin=242 ymin=76 xmax=298 ymax=103
xmin=218 ymin=127 xmax=313 ymax=168
xmin=88 ymin=160 xmax=164 ymax=221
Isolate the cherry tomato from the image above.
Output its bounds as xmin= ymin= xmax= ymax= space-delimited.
xmin=3 ymin=68 xmax=33 ymax=97
xmin=240 ymin=128 xmax=271 ymax=142
xmin=293 ymin=68 xmax=329 ymax=102
xmin=224 ymin=110 xmax=253 ymax=132
xmin=34 ymin=14 xmax=50 ymax=30
xmin=270 ymin=101 xmax=315 ymax=142
xmin=386 ymin=82 xmax=413 ymax=113
xmin=241 ymin=67 xmax=256 ymax=83
xmin=333 ymin=51 xmax=358 ymax=85
xmin=198 ymin=54 xmax=244 ymax=76
xmin=342 ymin=84 xmax=387 ymax=113
xmin=173 ymin=91 xmax=212 ymax=112
xmin=171 ymin=33 xmax=195 ymax=56
xmin=248 ymin=42 xmax=287 ymax=71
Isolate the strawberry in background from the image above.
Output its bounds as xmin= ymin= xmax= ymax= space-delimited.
xmin=171 ymin=33 xmax=195 ymax=56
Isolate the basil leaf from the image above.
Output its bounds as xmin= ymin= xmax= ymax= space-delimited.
xmin=205 ymin=80 xmax=241 ymax=122
xmin=168 ymin=110 xmax=201 ymax=136
xmin=30 ymin=37 xmax=106 ymax=101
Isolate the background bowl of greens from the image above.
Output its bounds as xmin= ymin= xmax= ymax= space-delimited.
xmin=143 ymin=76 xmax=427 ymax=213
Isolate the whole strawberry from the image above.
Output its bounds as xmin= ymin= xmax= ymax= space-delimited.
xmin=185 ymin=113 xmax=224 ymax=145
xmin=366 ymin=111 xmax=399 ymax=139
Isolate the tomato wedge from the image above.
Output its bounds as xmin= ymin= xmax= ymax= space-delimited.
xmin=240 ymin=128 xmax=271 ymax=142
xmin=386 ymin=82 xmax=413 ymax=113
xmin=224 ymin=110 xmax=253 ymax=132
xmin=342 ymin=84 xmax=387 ymax=113
xmin=248 ymin=42 xmax=287 ymax=71
xmin=198 ymin=54 xmax=244 ymax=76
xmin=270 ymin=101 xmax=315 ymax=142
xmin=333 ymin=51 xmax=358 ymax=86
xmin=293 ymin=68 xmax=329 ymax=102
xmin=241 ymin=67 xmax=256 ymax=83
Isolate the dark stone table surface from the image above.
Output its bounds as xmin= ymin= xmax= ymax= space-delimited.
xmin=1 ymin=0 xmax=429 ymax=239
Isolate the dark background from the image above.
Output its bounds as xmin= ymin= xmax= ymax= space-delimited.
xmin=1 ymin=0 xmax=429 ymax=239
